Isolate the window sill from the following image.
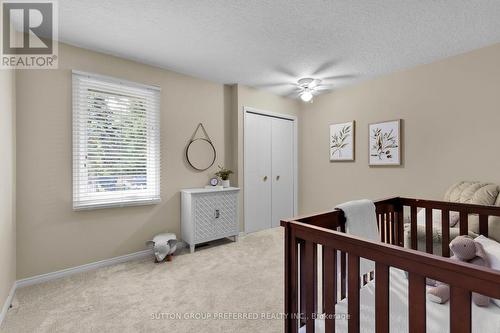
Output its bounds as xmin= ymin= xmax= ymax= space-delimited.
xmin=73 ymin=198 xmax=161 ymax=211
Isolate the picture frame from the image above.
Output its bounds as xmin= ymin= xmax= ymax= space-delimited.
xmin=330 ymin=121 xmax=355 ymax=161
xmin=368 ymin=119 xmax=401 ymax=166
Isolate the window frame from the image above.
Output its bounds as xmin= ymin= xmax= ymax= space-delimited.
xmin=72 ymin=70 xmax=161 ymax=210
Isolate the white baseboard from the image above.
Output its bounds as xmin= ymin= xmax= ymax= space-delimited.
xmin=0 ymin=282 xmax=16 ymax=327
xmin=1 ymin=248 xmax=173 ymax=325
xmin=0 ymin=249 xmax=153 ymax=326
xmin=16 ymin=249 xmax=153 ymax=289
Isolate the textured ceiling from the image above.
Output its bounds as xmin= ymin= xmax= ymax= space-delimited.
xmin=58 ymin=0 xmax=500 ymax=97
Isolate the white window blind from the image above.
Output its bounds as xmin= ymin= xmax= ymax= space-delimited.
xmin=73 ymin=71 xmax=160 ymax=210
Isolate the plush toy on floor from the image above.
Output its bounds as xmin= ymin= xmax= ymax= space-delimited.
xmin=146 ymin=233 xmax=178 ymax=263
xmin=427 ymin=235 xmax=490 ymax=306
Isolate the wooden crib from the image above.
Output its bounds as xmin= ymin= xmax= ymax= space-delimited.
xmin=281 ymin=197 xmax=500 ymax=333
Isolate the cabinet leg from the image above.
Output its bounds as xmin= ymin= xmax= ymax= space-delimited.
xmin=190 ymin=244 xmax=195 ymax=253
xmin=234 ymin=235 xmax=239 ymax=242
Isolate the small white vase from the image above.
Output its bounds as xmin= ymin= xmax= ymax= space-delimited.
xmin=221 ymin=179 xmax=230 ymax=188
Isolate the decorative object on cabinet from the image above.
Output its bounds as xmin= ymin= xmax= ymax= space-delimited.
xmin=145 ymin=233 xmax=178 ymax=263
xmin=330 ymin=121 xmax=355 ymax=161
xmin=215 ymin=165 xmax=233 ymax=188
xmin=181 ymin=187 xmax=240 ymax=253
xmin=369 ymin=119 xmax=402 ymax=166
xmin=209 ymin=177 xmax=219 ymax=186
xmin=186 ymin=123 xmax=217 ymax=171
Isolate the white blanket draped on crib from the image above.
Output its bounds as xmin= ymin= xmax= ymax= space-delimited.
xmin=335 ymin=199 xmax=379 ymax=276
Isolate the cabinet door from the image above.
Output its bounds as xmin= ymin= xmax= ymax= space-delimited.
xmin=215 ymin=191 xmax=239 ymax=236
xmin=193 ymin=193 xmax=217 ymax=242
xmin=193 ymin=192 xmax=238 ymax=243
xmin=244 ymin=112 xmax=272 ymax=233
xmin=271 ymin=117 xmax=294 ymax=228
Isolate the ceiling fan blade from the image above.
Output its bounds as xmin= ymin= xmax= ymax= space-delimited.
xmin=322 ymin=74 xmax=356 ymax=81
xmin=311 ymin=60 xmax=339 ymax=76
xmin=315 ymin=85 xmax=334 ymax=91
xmin=284 ymin=89 xmax=301 ymax=98
xmin=253 ymin=82 xmax=296 ymax=89
xmin=274 ymin=66 xmax=297 ymax=80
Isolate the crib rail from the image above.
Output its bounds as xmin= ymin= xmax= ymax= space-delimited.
xmin=281 ymin=197 xmax=500 ymax=333
xmin=398 ymin=197 xmax=500 ymax=256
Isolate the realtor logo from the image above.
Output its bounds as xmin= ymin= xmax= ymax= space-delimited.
xmin=1 ymin=0 xmax=58 ymax=68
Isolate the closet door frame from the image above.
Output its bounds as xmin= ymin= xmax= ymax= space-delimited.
xmin=243 ymin=106 xmax=298 ymax=232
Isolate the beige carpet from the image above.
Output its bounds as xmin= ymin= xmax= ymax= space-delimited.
xmin=1 ymin=228 xmax=284 ymax=333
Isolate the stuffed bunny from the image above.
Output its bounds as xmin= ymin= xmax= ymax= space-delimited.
xmin=427 ymin=235 xmax=490 ymax=306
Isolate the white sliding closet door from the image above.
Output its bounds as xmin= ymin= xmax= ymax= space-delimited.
xmin=244 ymin=112 xmax=272 ymax=233
xmin=244 ymin=109 xmax=296 ymax=233
xmin=271 ymin=117 xmax=294 ymax=228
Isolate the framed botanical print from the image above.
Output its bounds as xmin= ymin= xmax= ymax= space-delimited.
xmin=369 ymin=119 xmax=401 ymax=166
xmin=330 ymin=121 xmax=355 ymax=161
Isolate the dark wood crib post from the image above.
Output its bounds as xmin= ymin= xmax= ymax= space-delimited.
xmin=283 ymin=221 xmax=299 ymax=333
xmin=395 ymin=198 xmax=405 ymax=247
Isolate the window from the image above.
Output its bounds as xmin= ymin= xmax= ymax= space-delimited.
xmin=72 ymin=71 xmax=160 ymax=209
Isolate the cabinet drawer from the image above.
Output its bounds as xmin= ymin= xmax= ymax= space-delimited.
xmin=193 ymin=192 xmax=238 ymax=242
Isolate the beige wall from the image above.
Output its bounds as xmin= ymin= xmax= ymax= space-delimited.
xmin=15 ymin=39 xmax=500 ymax=278
xmin=16 ymin=43 xmax=233 ymax=278
xmin=233 ymin=85 xmax=300 ymax=230
xmin=299 ymin=43 xmax=500 ymax=215
xmin=0 ymin=69 xmax=16 ymax=308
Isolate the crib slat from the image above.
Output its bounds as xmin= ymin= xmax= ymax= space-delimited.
xmin=340 ymin=223 xmax=347 ymax=300
xmin=441 ymin=210 xmax=450 ymax=257
xmin=425 ymin=208 xmax=433 ymax=254
xmin=299 ymin=241 xmax=305 ymax=327
xmin=304 ymin=241 xmax=316 ymax=333
xmin=450 ymin=287 xmax=471 ymax=333
xmin=394 ymin=211 xmax=399 ymax=246
xmin=380 ymin=214 xmax=386 ymax=243
xmin=408 ymin=272 xmax=426 ymax=333
xmin=284 ymin=226 xmax=299 ymax=333
xmin=299 ymin=241 xmax=317 ymax=327
xmin=386 ymin=213 xmax=391 ymax=244
xmin=411 ymin=206 xmax=418 ymax=250
xmin=397 ymin=209 xmax=404 ymax=247
xmin=377 ymin=213 xmax=381 ymax=238
xmin=390 ymin=212 xmax=396 ymax=245
xmin=387 ymin=212 xmax=391 ymax=243
xmin=459 ymin=211 xmax=468 ymax=235
xmin=323 ymin=246 xmax=336 ymax=333
xmin=340 ymin=251 xmax=346 ymax=299
xmin=479 ymin=214 xmax=488 ymax=237
xmin=348 ymin=254 xmax=360 ymax=333
xmin=375 ymin=263 xmax=389 ymax=333
xmin=387 ymin=213 xmax=391 ymax=244
xmin=384 ymin=213 xmax=388 ymax=243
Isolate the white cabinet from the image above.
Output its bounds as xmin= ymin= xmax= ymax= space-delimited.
xmin=181 ymin=187 xmax=240 ymax=253
xmin=244 ymin=111 xmax=295 ymax=233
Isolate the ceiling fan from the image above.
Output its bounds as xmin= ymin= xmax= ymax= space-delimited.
xmin=254 ymin=62 xmax=356 ymax=103
xmin=293 ymin=78 xmax=332 ymax=103
xmin=282 ymin=74 xmax=354 ymax=103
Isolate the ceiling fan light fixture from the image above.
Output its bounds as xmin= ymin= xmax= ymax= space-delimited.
xmin=300 ymin=90 xmax=313 ymax=102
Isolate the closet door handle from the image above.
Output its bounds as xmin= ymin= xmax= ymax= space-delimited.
xmin=263 ymin=176 xmax=268 ymax=182
xmin=276 ymin=175 xmax=280 ymax=181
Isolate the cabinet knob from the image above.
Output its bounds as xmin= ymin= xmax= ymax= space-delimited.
xmin=276 ymin=175 xmax=280 ymax=181
xmin=263 ymin=176 xmax=268 ymax=181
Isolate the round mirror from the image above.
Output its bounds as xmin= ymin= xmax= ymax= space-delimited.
xmin=186 ymin=138 xmax=217 ymax=171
